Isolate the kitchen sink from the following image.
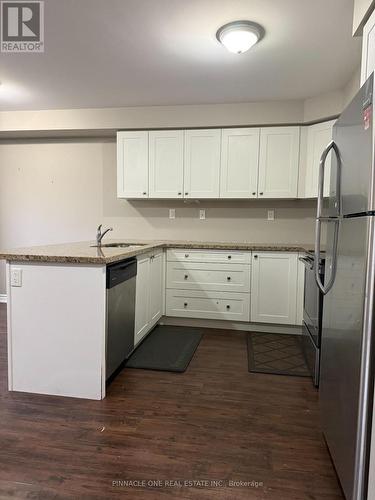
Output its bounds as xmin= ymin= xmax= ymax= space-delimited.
xmin=91 ymin=243 xmax=148 ymax=248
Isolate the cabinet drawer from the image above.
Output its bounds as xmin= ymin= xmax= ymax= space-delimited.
xmin=166 ymin=262 xmax=250 ymax=293
xmin=167 ymin=248 xmax=251 ymax=264
xmin=165 ymin=289 xmax=250 ymax=321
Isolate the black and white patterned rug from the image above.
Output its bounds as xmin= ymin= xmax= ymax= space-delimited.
xmin=247 ymin=332 xmax=310 ymax=377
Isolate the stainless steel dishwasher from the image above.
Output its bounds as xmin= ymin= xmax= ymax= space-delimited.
xmin=106 ymin=258 xmax=137 ymax=380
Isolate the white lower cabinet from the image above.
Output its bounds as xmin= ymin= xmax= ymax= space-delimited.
xmin=166 ymin=290 xmax=250 ymax=321
xmin=134 ymin=250 xmax=164 ymax=345
xmin=166 ymin=262 xmax=250 ymax=293
xmin=149 ymin=252 xmax=164 ymax=323
xmin=250 ymin=252 xmax=298 ymax=325
xmin=296 ymin=254 xmax=305 ymax=325
xmin=165 ymin=249 xmax=251 ymax=322
xmin=164 ymin=248 xmax=303 ymax=327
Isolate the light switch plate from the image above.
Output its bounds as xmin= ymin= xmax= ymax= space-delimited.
xmin=11 ymin=268 xmax=22 ymax=287
xmin=169 ymin=209 xmax=175 ymax=220
xmin=199 ymin=209 xmax=206 ymax=220
xmin=267 ymin=210 xmax=275 ymax=221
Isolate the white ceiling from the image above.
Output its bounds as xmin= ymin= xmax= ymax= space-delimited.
xmin=0 ymin=0 xmax=361 ymax=111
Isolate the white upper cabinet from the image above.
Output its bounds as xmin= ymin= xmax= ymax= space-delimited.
xmin=361 ymin=8 xmax=375 ymax=85
xmin=258 ymin=127 xmax=300 ymax=198
xmin=184 ymin=129 xmax=221 ymax=198
xmin=304 ymin=120 xmax=335 ymax=198
xmin=251 ymin=252 xmax=298 ymax=325
xmin=149 ymin=130 xmax=184 ymax=199
xmin=220 ymin=128 xmax=260 ymax=198
xmin=117 ymin=131 xmax=149 ymax=198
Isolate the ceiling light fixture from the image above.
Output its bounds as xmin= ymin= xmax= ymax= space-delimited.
xmin=216 ymin=20 xmax=264 ymax=54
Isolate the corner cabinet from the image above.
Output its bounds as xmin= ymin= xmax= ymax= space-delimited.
xmin=134 ymin=250 xmax=164 ymax=345
xmin=303 ymin=120 xmax=335 ymax=198
xmin=184 ymin=129 xmax=221 ymax=198
xmin=250 ymin=252 xmax=298 ymax=324
xmin=361 ymin=8 xmax=375 ymax=85
xmin=258 ymin=127 xmax=300 ymax=198
xmin=117 ymin=131 xmax=149 ymax=198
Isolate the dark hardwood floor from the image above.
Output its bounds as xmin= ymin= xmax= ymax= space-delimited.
xmin=0 ymin=303 xmax=343 ymax=499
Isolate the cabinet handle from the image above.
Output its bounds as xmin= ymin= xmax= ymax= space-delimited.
xmin=178 ymin=192 xmax=182 ymax=196
xmin=185 ymin=192 xmax=189 ymax=196
xmin=143 ymin=192 xmax=147 ymax=195
xmin=252 ymin=192 xmax=256 ymax=195
xmin=254 ymin=255 xmax=258 ymax=259
xmin=227 ymin=276 xmax=231 ymax=281
xmin=259 ymin=192 xmax=263 ymax=195
xmin=184 ymin=274 xmax=188 ymax=280
xmin=226 ymin=305 xmax=231 ymax=310
xmin=185 ymin=254 xmax=189 ymax=258
xmin=184 ymin=302 xmax=188 ymax=307
xmin=228 ymin=255 xmax=232 ymax=260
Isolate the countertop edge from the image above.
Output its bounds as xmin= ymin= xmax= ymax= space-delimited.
xmin=0 ymin=241 xmax=314 ymax=265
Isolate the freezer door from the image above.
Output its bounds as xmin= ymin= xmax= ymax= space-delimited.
xmin=334 ymin=73 xmax=374 ymax=216
xmin=320 ymin=216 xmax=375 ymax=500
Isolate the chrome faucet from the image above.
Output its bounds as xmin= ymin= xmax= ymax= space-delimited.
xmin=96 ymin=224 xmax=113 ymax=246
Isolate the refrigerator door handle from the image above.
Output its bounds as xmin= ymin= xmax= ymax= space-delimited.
xmin=317 ymin=140 xmax=341 ymax=219
xmin=315 ymin=218 xmax=339 ymax=295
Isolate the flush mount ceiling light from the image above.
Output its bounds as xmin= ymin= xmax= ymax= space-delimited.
xmin=216 ymin=20 xmax=264 ymax=54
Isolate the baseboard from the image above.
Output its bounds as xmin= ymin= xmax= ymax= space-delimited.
xmin=0 ymin=294 xmax=7 ymax=304
xmin=160 ymin=316 xmax=302 ymax=335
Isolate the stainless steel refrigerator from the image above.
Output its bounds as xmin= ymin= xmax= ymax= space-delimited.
xmin=315 ymin=73 xmax=375 ymax=500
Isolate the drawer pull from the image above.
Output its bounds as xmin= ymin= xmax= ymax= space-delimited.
xmin=184 ymin=302 xmax=188 ymax=307
xmin=143 ymin=191 xmax=147 ymax=195
xmin=228 ymin=255 xmax=232 ymax=260
xmin=184 ymin=274 xmax=188 ymax=280
xmin=227 ymin=276 xmax=231 ymax=281
xmin=254 ymin=255 xmax=258 ymax=259
xmin=226 ymin=305 xmax=231 ymax=310
xmin=185 ymin=254 xmax=189 ymax=258
xmin=178 ymin=192 xmax=182 ymax=195
xmin=252 ymin=192 xmax=256 ymax=195
xmin=259 ymin=192 xmax=263 ymax=195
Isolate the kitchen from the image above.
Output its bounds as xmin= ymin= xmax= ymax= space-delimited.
xmin=0 ymin=0 xmax=374 ymax=498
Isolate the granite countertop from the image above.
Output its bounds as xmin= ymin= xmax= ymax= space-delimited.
xmin=0 ymin=240 xmax=315 ymax=265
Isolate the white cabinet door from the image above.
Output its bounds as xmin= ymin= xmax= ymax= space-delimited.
xmin=117 ymin=131 xmax=149 ymax=198
xmin=149 ymin=252 xmax=164 ymax=324
xmin=296 ymin=254 xmax=305 ymax=326
xmin=134 ymin=255 xmax=150 ymax=344
xmin=304 ymin=121 xmax=335 ymax=198
xmin=149 ymin=130 xmax=184 ymax=199
xmin=251 ymin=252 xmax=298 ymax=324
xmin=220 ymin=128 xmax=260 ymax=198
xmin=258 ymin=127 xmax=300 ymax=198
xmin=361 ymin=8 xmax=375 ymax=85
xmin=184 ymin=129 xmax=221 ymax=198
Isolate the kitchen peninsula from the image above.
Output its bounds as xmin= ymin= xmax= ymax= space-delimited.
xmin=0 ymin=239 xmax=313 ymax=400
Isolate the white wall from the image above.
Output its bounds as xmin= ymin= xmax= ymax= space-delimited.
xmin=0 ymin=139 xmax=317 ymax=294
xmin=0 ymin=100 xmax=305 ymax=137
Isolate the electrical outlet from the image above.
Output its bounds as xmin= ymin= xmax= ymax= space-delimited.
xmin=11 ymin=268 xmax=22 ymax=287
xmin=267 ymin=210 xmax=275 ymax=221
xmin=169 ymin=209 xmax=175 ymax=220
xmin=199 ymin=209 xmax=206 ymax=220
